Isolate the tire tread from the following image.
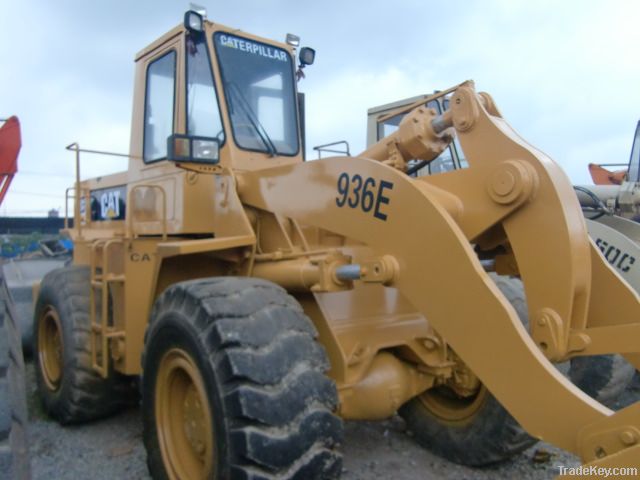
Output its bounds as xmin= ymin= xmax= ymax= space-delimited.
xmin=0 ymin=271 xmax=30 ymax=479
xmin=143 ymin=277 xmax=343 ymax=479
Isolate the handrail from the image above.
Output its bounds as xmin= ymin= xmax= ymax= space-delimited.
xmin=65 ymin=143 xmax=141 ymax=238
xmin=67 ymin=143 xmax=83 ymax=239
xmin=65 ymin=143 xmax=141 ymax=160
xmin=374 ymin=81 xmax=470 ymax=124
xmin=313 ymin=140 xmax=351 ymax=159
xmin=64 ymin=186 xmax=90 ymax=230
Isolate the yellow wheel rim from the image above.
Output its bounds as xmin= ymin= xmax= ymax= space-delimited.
xmin=156 ymin=348 xmax=215 ymax=480
xmin=418 ymin=385 xmax=488 ymax=426
xmin=38 ymin=306 xmax=63 ymax=391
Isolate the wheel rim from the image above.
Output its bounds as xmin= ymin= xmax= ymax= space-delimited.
xmin=418 ymin=385 xmax=488 ymax=426
xmin=38 ymin=306 xmax=63 ymax=391
xmin=156 ymin=348 xmax=215 ymax=480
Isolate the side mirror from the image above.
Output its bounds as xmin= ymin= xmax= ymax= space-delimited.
xmin=167 ymin=134 xmax=220 ymax=164
xmin=299 ymin=47 xmax=315 ymax=66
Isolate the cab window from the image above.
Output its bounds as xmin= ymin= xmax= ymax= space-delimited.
xmin=214 ymin=32 xmax=299 ymax=156
xmin=186 ymin=35 xmax=225 ymax=144
xmin=143 ymin=51 xmax=176 ymax=162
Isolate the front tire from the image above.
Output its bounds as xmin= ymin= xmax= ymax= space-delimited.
xmin=569 ymin=354 xmax=636 ymax=409
xmin=399 ymin=274 xmax=536 ymax=466
xmin=142 ymin=277 xmax=343 ymax=479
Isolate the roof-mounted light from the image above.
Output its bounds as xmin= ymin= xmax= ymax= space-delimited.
xmin=189 ymin=2 xmax=207 ymax=18
xmin=184 ymin=10 xmax=204 ymax=33
xmin=285 ymin=33 xmax=300 ymax=47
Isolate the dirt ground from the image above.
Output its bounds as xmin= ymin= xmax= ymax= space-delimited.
xmin=24 ymin=360 xmax=598 ymax=480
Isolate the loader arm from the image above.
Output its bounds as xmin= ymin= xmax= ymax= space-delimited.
xmin=421 ymin=86 xmax=603 ymax=362
xmin=238 ymin=84 xmax=640 ymax=472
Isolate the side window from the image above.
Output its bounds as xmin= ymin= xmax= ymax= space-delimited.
xmin=186 ymin=35 xmax=224 ymax=143
xmin=628 ymin=122 xmax=640 ymax=183
xmin=377 ymin=99 xmax=442 ymax=140
xmin=143 ymin=51 xmax=176 ymax=162
xmin=377 ymin=113 xmax=402 ymax=140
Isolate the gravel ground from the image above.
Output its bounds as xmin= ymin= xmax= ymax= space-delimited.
xmin=28 ymin=406 xmax=579 ymax=480
xmin=28 ymin=362 xmax=640 ymax=480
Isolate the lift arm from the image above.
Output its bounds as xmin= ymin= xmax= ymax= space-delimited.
xmin=237 ymin=83 xmax=640 ymax=473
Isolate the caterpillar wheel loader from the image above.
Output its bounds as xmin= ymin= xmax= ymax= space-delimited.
xmin=33 ymin=10 xmax=640 ymax=479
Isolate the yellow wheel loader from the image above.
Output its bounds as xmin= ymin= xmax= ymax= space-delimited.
xmin=33 ymin=10 xmax=640 ymax=479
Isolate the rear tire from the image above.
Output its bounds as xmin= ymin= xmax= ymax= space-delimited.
xmin=33 ymin=266 xmax=135 ymax=424
xmin=0 ymin=272 xmax=30 ymax=479
xmin=142 ymin=277 xmax=343 ymax=480
xmin=399 ymin=274 xmax=536 ymax=466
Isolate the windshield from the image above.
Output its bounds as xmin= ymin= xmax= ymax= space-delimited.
xmin=214 ymin=32 xmax=299 ymax=156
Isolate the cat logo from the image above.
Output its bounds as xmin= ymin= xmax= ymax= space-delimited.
xmin=101 ymin=190 xmax=121 ymax=219
xmin=90 ymin=185 xmax=126 ymax=221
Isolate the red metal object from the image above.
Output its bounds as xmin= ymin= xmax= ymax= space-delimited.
xmin=588 ymin=162 xmax=626 ymax=185
xmin=0 ymin=116 xmax=21 ymax=206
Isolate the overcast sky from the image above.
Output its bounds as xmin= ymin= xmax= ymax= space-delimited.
xmin=1 ymin=0 xmax=639 ymax=216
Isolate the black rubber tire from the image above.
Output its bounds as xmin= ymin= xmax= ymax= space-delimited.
xmin=399 ymin=274 xmax=537 ymax=466
xmin=569 ymin=354 xmax=636 ymax=409
xmin=488 ymin=277 xmax=634 ymax=409
xmin=0 ymin=272 xmax=30 ymax=479
xmin=142 ymin=277 xmax=343 ymax=480
xmin=33 ymin=266 xmax=136 ymax=424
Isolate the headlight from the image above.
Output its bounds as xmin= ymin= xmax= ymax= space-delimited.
xmin=184 ymin=11 xmax=204 ymax=33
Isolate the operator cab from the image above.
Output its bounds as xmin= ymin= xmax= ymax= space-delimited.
xmin=134 ymin=10 xmax=314 ymax=173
